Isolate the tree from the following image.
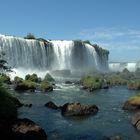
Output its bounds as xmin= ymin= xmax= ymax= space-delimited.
xmin=24 ymin=33 xmax=36 ymax=39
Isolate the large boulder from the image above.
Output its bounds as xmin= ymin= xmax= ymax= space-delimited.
xmin=123 ymin=95 xmax=140 ymax=110
xmin=44 ymin=73 xmax=55 ymax=82
xmin=132 ymin=112 xmax=140 ymax=131
xmin=11 ymin=118 xmax=47 ymax=140
xmin=61 ymin=102 xmax=98 ymax=116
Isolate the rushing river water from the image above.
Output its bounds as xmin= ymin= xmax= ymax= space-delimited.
xmin=16 ymin=81 xmax=140 ymax=140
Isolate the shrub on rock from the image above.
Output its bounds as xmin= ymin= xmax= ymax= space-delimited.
xmin=14 ymin=80 xmax=36 ymax=91
xmin=25 ymin=73 xmax=39 ymax=83
xmin=0 ymin=74 xmax=11 ymax=84
xmin=81 ymin=76 xmax=102 ymax=91
xmin=123 ymin=94 xmax=140 ymax=110
xmin=41 ymin=80 xmax=53 ymax=92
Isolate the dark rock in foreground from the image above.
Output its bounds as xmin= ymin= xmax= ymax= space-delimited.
xmin=132 ymin=112 xmax=140 ymax=131
xmin=12 ymin=118 xmax=47 ymax=140
xmin=61 ymin=102 xmax=98 ymax=116
xmin=45 ymin=101 xmax=59 ymax=110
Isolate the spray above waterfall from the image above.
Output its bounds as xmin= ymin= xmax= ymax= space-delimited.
xmin=0 ymin=34 xmax=109 ymax=77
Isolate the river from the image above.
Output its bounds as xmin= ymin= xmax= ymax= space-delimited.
xmin=16 ymin=81 xmax=140 ymax=140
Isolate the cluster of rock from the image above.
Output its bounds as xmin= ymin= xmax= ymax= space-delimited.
xmin=122 ymin=94 xmax=140 ymax=133
xmin=0 ymin=89 xmax=47 ymax=140
xmin=0 ymin=73 xmax=55 ymax=93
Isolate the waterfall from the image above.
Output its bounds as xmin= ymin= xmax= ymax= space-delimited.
xmin=49 ymin=40 xmax=74 ymax=70
xmin=109 ymin=62 xmax=140 ymax=72
xmin=0 ymin=35 xmax=109 ymax=77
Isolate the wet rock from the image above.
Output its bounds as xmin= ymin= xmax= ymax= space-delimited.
xmin=44 ymin=73 xmax=55 ymax=82
xmin=65 ymin=81 xmax=73 ymax=84
xmin=132 ymin=112 xmax=140 ymax=131
xmin=122 ymin=101 xmax=139 ymax=110
xmin=45 ymin=101 xmax=59 ymax=110
xmin=61 ymin=102 xmax=98 ymax=116
xmin=102 ymin=85 xmax=109 ymax=89
xmin=24 ymin=103 xmax=32 ymax=108
xmin=12 ymin=118 xmax=47 ymax=140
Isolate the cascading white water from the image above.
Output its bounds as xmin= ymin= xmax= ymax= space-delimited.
xmin=0 ymin=34 xmax=109 ymax=78
xmin=109 ymin=62 xmax=140 ymax=72
xmin=49 ymin=40 xmax=74 ymax=70
xmin=0 ymin=35 xmax=47 ymax=69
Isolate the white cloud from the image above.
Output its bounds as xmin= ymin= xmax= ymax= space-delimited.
xmin=78 ymin=28 xmax=140 ymax=40
xmin=78 ymin=27 xmax=140 ymax=51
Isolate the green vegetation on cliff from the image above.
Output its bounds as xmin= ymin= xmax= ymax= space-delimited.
xmin=0 ymin=83 xmax=22 ymax=119
xmin=0 ymin=74 xmax=11 ymax=84
xmin=24 ymin=33 xmax=36 ymax=39
xmin=41 ymin=79 xmax=53 ymax=92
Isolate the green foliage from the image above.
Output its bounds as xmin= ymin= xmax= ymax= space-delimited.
xmin=0 ymin=85 xmax=18 ymax=119
xmin=0 ymin=73 xmax=11 ymax=84
xmin=24 ymin=33 xmax=36 ymax=39
xmin=14 ymin=79 xmax=36 ymax=91
xmin=127 ymin=93 xmax=140 ymax=105
xmin=41 ymin=80 xmax=49 ymax=90
xmin=135 ymin=80 xmax=140 ymax=89
xmin=81 ymin=76 xmax=102 ymax=91
xmin=14 ymin=76 xmax=23 ymax=84
xmin=25 ymin=73 xmax=39 ymax=82
xmin=41 ymin=80 xmax=52 ymax=92
xmin=107 ymin=75 xmax=127 ymax=86
xmin=44 ymin=73 xmax=55 ymax=82
xmin=22 ymin=80 xmax=36 ymax=89
xmin=127 ymin=80 xmax=140 ymax=90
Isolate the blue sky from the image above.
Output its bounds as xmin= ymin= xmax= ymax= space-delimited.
xmin=0 ymin=0 xmax=140 ymax=62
